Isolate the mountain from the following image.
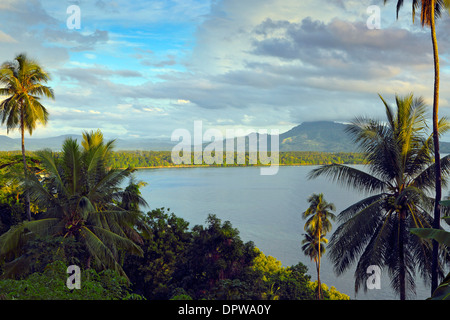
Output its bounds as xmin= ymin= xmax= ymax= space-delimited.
xmin=0 ymin=134 xmax=83 ymax=151
xmin=0 ymin=134 xmax=177 ymax=152
xmin=195 ymin=121 xmax=354 ymax=152
xmin=2 ymin=121 xmax=450 ymax=153
xmin=279 ymin=121 xmax=450 ymax=152
xmin=114 ymin=138 xmax=177 ymax=151
xmin=0 ymin=135 xmax=18 ymax=151
xmin=279 ymin=121 xmax=355 ymax=152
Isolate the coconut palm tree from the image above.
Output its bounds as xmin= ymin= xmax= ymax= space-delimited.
xmin=308 ymin=93 xmax=450 ymax=300
xmin=302 ymin=193 xmax=336 ymax=299
xmin=301 ymin=228 xmax=328 ymax=300
xmin=0 ymin=130 xmax=147 ymax=279
xmin=0 ymin=53 xmax=54 ymax=221
xmin=383 ymin=0 xmax=450 ymax=294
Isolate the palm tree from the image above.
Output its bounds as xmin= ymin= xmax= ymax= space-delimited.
xmin=0 ymin=130 xmax=147 ymax=279
xmin=301 ymin=228 xmax=328 ymax=300
xmin=383 ymin=0 xmax=450 ymax=294
xmin=0 ymin=53 xmax=54 ymax=221
xmin=308 ymin=94 xmax=450 ymax=300
xmin=302 ymin=193 xmax=336 ymax=299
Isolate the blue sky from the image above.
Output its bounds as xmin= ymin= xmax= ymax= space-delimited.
xmin=1 ymin=0 xmax=450 ymax=141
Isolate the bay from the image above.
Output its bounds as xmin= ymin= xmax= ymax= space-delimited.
xmin=133 ymin=165 xmax=433 ymax=300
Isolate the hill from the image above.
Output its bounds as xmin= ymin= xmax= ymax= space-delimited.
xmin=279 ymin=121 xmax=355 ymax=152
xmin=278 ymin=121 xmax=450 ymax=152
xmin=0 ymin=134 xmax=176 ymax=152
xmin=1 ymin=121 xmax=450 ymax=153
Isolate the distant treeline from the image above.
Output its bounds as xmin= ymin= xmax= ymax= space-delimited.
xmin=0 ymin=150 xmax=366 ymax=168
xmin=107 ymin=151 xmax=366 ymax=168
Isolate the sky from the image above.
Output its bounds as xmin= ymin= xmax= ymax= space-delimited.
xmin=0 ymin=0 xmax=450 ymax=140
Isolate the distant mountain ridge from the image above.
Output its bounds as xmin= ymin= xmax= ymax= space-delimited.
xmin=1 ymin=121 xmax=450 ymax=153
xmin=279 ymin=121 xmax=355 ymax=152
xmin=0 ymin=134 xmax=177 ymax=152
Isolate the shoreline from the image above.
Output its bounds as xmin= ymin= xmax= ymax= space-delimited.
xmin=118 ymin=163 xmax=365 ymax=170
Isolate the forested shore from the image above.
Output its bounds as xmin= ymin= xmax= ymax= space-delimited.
xmin=0 ymin=150 xmax=366 ymax=169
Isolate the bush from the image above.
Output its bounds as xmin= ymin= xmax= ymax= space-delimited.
xmin=250 ymin=248 xmax=315 ymax=300
xmin=308 ymin=281 xmax=350 ymax=300
xmin=0 ymin=261 xmax=144 ymax=300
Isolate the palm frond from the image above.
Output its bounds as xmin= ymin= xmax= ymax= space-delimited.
xmin=62 ymin=138 xmax=82 ymax=195
xmin=414 ymin=154 xmax=450 ymax=193
xmin=308 ymin=164 xmax=387 ymax=194
xmin=87 ymin=168 xmax=132 ymax=202
xmin=34 ymin=149 xmax=67 ymax=195
xmin=79 ymin=225 xmax=143 ymax=280
xmin=328 ymin=196 xmax=386 ymax=276
xmin=0 ymin=218 xmax=61 ymax=259
xmin=339 ymin=193 xmax=387 ymax=222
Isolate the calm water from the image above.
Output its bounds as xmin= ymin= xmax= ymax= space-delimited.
xmin=133 ymin=165 xmax=434 ymax=300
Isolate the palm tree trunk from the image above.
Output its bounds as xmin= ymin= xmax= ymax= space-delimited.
xmin=20 ymin=107 xmax=31 ymax=221
xmin=430 ymin=0 xmax=441 ymax=295
xmin=317 ymin=230 xmax=322 ymax=300
xmin=316 ymin=261 xmax=322 ymax=300
xmin=399 ymin=210 xmax=407 ymax=300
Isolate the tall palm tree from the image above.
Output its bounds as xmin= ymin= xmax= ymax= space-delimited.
xmin=383 ymin=0 xmax=450 ymax=294
xmin=0 ymin=53 xmax=54 ymax=221
xmin=308 ymin=94 xmax=450 ymax=300
xmin=302 ymin=193 xmax=336 ymax=299
xmin=0 ymin=130 xmax=147 ymax=279
xmin=301 ymin=228 xmax=328 ymax=300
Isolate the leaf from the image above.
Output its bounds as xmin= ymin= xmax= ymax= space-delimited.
xmin=410 ymin=228 xmax=450 ymax=246
xmin=429 ymin=272 xmax=450 ymax=300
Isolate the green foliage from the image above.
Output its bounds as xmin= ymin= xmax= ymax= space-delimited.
xmin=302 ymin=193 xmax=336 ymax=237
xmin=410 ymin=228 xmax=450 ymax=247
xmin=428 ymin=273 xmax=450 ymax=300
xmin=171 ymin=214 xmax=258 ymax=300
xmin=102 ymin=150 xmax=366 ymax=168
xmin=123 ymin=208 xmax=192 ymax=299
xmin=169 ymin=287 xmax=193 ymax=300
xmin=0 ymin=131 xmax=146 ymax=279
xmin=0 ymin=204 xmax=344 ymax=300
xmin=250 ymin=248 xmax=315 ymax=300
xmin=0 ymin=53 xmax=54 ymax=135
xmin=0 ymin=153 xmax=44 ymax=231
xmin=301 ymin=193 xmax=335 ymax=299
xmin=410 ymin=226 xmax=450 ymax=300
xmin=307 ymin=281 xmax=350 ymax=300
xmin=410 ymin=199 xmax=450 ymax=300
xmin=1 ymin=150 xmax=366 ymax=172
xmin=124 ymin=210 xmax=321 ymax=300
xmin=0 ymin=236 xmax=86 ymax=279
xmin=0 ymin=260 xmax=143 ymax=300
